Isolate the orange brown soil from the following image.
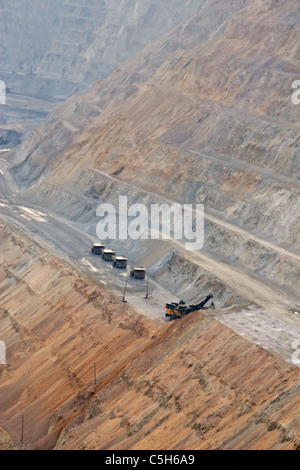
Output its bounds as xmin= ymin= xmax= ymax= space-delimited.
xmin=1 ymin=221 xmax=299 ymax=450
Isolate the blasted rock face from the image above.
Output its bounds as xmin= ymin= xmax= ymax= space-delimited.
xmin=0 ymin=0 xmax=201 ymax=98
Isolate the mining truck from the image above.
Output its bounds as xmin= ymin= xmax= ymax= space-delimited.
xmin=130 ymin=267 xmax=146 ymax=279
xmin=91 ymin=243 xmax=105 ymax=255
xmin=165 ymin=295 xmax=214 ymax=320
xmin=102 ymin=249 xmax=116 ymax=261
xmin=113 ymin=256 xmax=128 ymax=269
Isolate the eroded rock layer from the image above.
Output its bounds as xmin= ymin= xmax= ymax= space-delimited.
xmin=1 ymin=222 xmax=299 ymax=450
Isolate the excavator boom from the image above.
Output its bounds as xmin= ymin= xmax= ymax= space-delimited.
xmin=165 ymin=294 xmax=214 ymax=320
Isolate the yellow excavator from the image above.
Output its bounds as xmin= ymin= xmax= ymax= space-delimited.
xmin=165 ymin=295 xmax=214 ymax=321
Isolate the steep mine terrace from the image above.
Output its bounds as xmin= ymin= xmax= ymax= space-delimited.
xmin=1 ymin=222 xmax=300 ymax=450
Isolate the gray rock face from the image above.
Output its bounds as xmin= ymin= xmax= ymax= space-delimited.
xmin=0 ymin=0 xmax=202 ymax=136
xmin=0 ymin=0 xmax=201 ymax=98
xmin=1 ymin=0 xmax=299 ymax=366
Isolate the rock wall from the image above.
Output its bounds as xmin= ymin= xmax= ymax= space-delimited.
xmin=0 ymin=0 xmax=202 ymax=97
xmin=7 ymin=1 xmax=299 ymax=307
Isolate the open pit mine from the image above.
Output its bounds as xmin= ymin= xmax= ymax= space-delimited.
xmin=0 ymin=0 xmax=300 ymax=451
